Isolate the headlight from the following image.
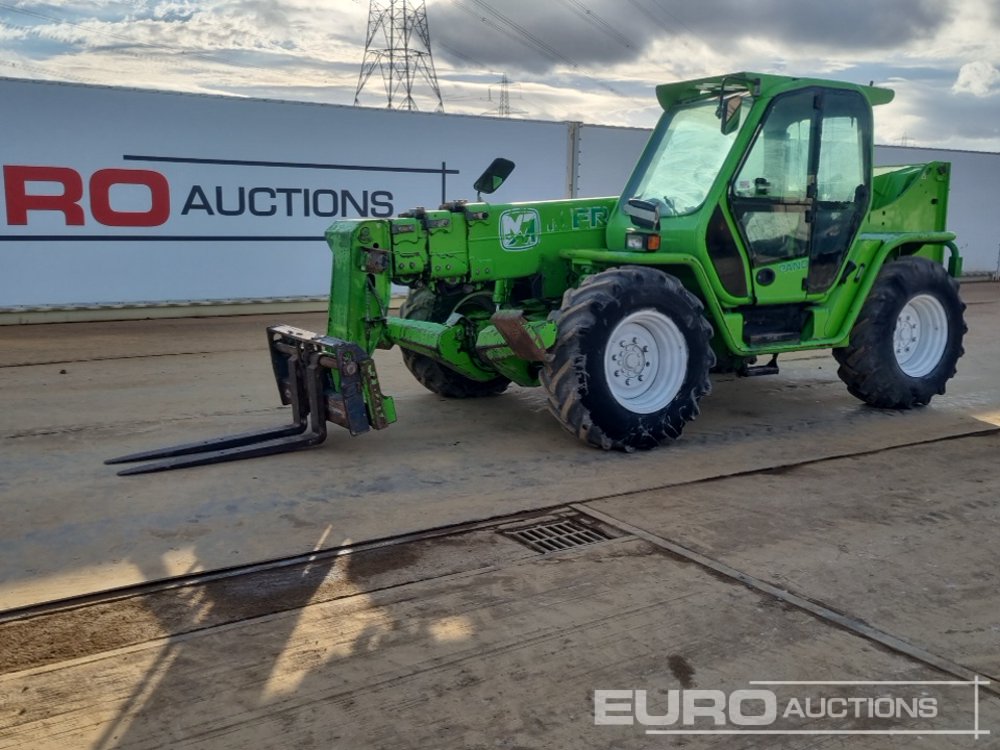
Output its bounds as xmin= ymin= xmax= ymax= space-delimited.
xmin=625 ymin=232 xmax=661 ymax=251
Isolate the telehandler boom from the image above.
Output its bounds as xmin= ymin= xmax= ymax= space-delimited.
xmin=109 ymin=72 xmax=965 ymax=474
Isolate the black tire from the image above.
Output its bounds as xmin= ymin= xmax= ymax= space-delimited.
xmin=541 ymin=266 xmax=715 ymax=451
xmin=833 ymin=256 xmax=966 ymax=408
xmin=399 ymin=287 xmax=510 ymax=398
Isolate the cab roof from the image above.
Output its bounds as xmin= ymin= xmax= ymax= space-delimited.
xmin=655 ymin=72 xmax=894 ymax=111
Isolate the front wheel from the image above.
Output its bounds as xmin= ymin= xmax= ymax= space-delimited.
xmin=541 ymin=266 xmax=715 ymax=451
xmin=834 ymin=256 xmax=966 ymax=408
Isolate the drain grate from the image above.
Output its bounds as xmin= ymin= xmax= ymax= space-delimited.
xmin=502 ymin=517 xmax=612 ymax=554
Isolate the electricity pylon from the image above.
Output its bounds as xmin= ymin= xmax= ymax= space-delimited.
xmin=355 ymin=1 xmax=444 ymax=112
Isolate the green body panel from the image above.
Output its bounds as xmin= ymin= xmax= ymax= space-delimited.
xmin=319 ymin=71 xmax=960 ymax=422
xmin=464 ymin=197 xmax=614 ymax=296
xmin=323 ymin=219 xmax=398 ymax=426
xmin=326 ymin=219 xmax=393 ymax=354
xmin=385 ymin=316 xmax=498 ymax=382
xmin=388 ymin=198 xmax=616 ymax=292
xmin=474 ymin=319 xmax=558 ymax=386
xmin=868 ymin=162 xmax=951 ymax=262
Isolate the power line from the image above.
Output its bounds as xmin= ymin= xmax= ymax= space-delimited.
xmin=449 ymin=2 xmax=549 ymax=63
xmin=434 ymin=38 xmax=489 ymax=69
xmin=0 ymin=14 xmax=208 ymax=77
xmin=623 ymin=0 xmax=724 ymax=60
xmin=465 ymin=0 xmax=575 ymax=66
xmin=0 ymin=2 xmax=276 ymax=75
xmin=556 ymin=0 xmax=633 ymax=50
xmin=448 ymin=0 xmax=627 ymax=98
xmin=622 ymin=0 xmax=674 ymax=35
xmin=0 ymin=57 xmax=96 ymax=85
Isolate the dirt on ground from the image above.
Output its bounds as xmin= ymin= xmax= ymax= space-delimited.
xmin=1 ymin=283 xmax=998 ymax=748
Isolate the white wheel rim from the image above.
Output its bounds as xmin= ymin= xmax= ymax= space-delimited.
xmin=604 ymin=309 xmax=689 ymax=414
xmin=893 ymin=294 xmax=949 ymax=377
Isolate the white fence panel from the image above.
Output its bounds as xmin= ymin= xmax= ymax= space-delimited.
xmin=2 ymin=78 xmax=996 ymax=316
xmin=0 ymin=79 xmax=567 ymax=307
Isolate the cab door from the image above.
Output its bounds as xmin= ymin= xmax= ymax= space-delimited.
xmin=729 ymin=87 xmax=872 ymax=304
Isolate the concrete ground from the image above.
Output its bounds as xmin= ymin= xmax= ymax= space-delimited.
xmin=0 ymin=282 xmax=998 ymax=748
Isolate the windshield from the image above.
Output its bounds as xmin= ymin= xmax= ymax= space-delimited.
xmin=629 ymin=96 xmax=746 ymax=217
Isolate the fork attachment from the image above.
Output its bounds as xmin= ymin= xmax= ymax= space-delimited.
xmin=106 ymin=324 xmax=394 ymax=475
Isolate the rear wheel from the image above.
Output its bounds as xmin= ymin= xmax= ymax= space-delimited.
xmin=834 ymin=256 xmax=966 ymax=408
xmin=399 ymin=287 xmax=510 ymax=398
xmin=541 ymin=266 xmax=715 ymax=451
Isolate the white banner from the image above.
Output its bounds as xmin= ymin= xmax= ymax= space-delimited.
xmin=0 ymin=78 xmax=568 ymax=306
xmin=2 ymin=78 xmax=997 ymax=310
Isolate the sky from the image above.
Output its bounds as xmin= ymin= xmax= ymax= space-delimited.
xmin=0 ymin=0 xmax=998 ymax=151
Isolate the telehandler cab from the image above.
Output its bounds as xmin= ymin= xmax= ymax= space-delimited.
xmin=109 ymin=72 xmax=965 ymax=474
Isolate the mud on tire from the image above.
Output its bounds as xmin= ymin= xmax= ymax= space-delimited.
xmin=399 ymin=287 xmax=510 ymax=398
xmin=833 ymin=256 xmax=966 ymax=408
xmin=541 ymin=266 xmax=715 ymax=451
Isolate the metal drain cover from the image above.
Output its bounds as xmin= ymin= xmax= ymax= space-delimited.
xmin=501 ymin=516 xmax=612 ymax=553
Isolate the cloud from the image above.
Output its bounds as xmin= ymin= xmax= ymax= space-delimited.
xmin=877 ymin=73 xmax=1000 ymax=150
xmin=668 ymin=0 xmax=951 ymax=50
xmin=952 ymin=60 xmax=1000 ymax=97
xmin=429 ymin=0 xmax=953 ymax=74
xmin=1 ymin=0 xmax=998 ymax=151
xmin=431 ymin=0 xmax=658 ymax=71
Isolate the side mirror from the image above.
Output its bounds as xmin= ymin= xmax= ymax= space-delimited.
xmin=473 ymin=157 xmax=515 ymax=199
xmin=623 ymin=197 xmax=660 ymax=230
xmin=718 ymin=93 xmax=742 ymax=135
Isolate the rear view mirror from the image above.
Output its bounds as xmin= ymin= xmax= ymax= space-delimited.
xmin=718 ymin=93 xmax=742 ymax=135
xmin=623 ymin=197 xmax=660 ymax=229
xmin=474 ymin=158 xmax=516 ymax=198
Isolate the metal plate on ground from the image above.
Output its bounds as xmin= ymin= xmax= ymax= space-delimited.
xmin=499 ymin=514 xmax=617 ymax=553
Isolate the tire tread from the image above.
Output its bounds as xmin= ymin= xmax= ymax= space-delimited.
xmin=541 ymin=266 xmax=714 ymax=451
xmin=834 ymin=256 xmax=966 ymax=408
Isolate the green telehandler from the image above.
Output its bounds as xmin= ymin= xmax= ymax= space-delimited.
xmin=109 ymin=72 xmax=966 ymax=474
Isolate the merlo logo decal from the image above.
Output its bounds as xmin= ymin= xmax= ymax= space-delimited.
xmin=499 ymin=207 xmax=540 ymax=251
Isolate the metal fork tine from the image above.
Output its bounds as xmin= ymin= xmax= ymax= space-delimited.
xmin=115 ymin=430 xmax=325 ymax=476
xmin=106 ymin=326 xmax=389 ymax=476
xmin=115 ymin=345 xmax=331 ymax=475
xmin=104 ymin=420 xmax=308 ymax=465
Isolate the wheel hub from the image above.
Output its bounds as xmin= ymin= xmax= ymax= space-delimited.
xmin=893 ymin=311 xmax=920 ymax=358
xmin=892 ymin=294 xmax=948 ymax=378
xmin=604 ymin=309 xmax=688 ymax=414
xmin=611 ymin=339 xmax=651 ymax=385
